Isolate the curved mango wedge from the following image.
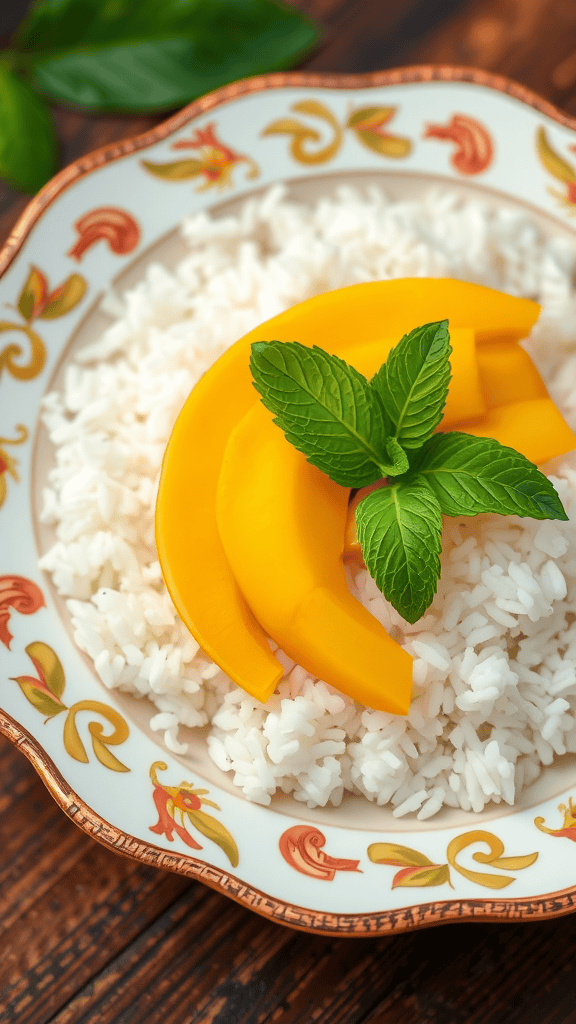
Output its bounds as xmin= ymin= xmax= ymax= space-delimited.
xmin=475 ymin=341 xmax=548 ymax=409
xmin=157 ymin=278 xmax=542 ymax=704
xmin=457 ymin=397 xmax=576 ymax=466
xmin=216 ymin=402 xmax=413 ymax=714
xmin=156 ymin=346 xmax=283 ymax=702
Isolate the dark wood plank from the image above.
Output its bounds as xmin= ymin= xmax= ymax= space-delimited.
xmin=403 ymin=0 xmax=576 ymax=112
xmin=0 ymin=734 xmax=191 ymax=1024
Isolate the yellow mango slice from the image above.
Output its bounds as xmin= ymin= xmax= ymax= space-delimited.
xmin=157 ymin=278 xmax=541 ymax=704
xmin=456 ymin=397 xmax=576 ymax=466
xmin=342 ymin=327 xmax=486 ymax=426
xmin=216 ymin=402 xmax=413 ymax=714
xmin=476 ymin=341 xmax=548 ymax=409
xmin=156 ymin=347 xmax=283 ymax=702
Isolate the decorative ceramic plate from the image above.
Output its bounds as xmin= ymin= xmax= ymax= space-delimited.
xmin=4 ymin=66 xmax=576 ymax=936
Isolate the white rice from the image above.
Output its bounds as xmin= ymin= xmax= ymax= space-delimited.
xmin=39 ymin=183 xmax=576 ymax=815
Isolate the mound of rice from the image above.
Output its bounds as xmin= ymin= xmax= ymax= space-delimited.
xmin=39 ymin=184 xmax=576 ymax=817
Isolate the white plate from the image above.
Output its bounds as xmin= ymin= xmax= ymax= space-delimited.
xmin=3 ymin=67 xmax=576 ymax=935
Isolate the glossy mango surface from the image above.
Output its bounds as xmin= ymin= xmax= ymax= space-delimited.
xmin=157 ymin=278 xmax=559 ymax=710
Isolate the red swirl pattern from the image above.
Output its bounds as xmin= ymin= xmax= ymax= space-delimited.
xmin=68 ymin=207 xmax=140 ymax=262
xmin=424 ymin=113 xmax=493 ymax=174
xmin=279 ymin=824 xmax=361 ymax=880
xmin=0 ymin=575 xmax=45 ymax=649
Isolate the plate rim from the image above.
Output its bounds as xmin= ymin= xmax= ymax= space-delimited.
xmin=4 ymin=63 xmax=576 ymax=936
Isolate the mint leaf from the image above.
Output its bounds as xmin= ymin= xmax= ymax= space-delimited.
xmin=0 ymin=63 xmax=57 ymax=193
xmin=355 ymin=478 xmax=443 ymax=623
xmin=414 ymin=432 xmax=568 ymax=521
xmin=384 ymin=437 xmax=409 ymax=476
xmin=250 ymin=341 xmax=390 ymax=488
xmin=15 ymin=0 xmax=320 ymax=112
xmin=371 ymin=320 xmax=451 ymax=449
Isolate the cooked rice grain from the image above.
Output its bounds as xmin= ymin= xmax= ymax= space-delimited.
xmin=40 ymin=185 xmax=576 ymax=814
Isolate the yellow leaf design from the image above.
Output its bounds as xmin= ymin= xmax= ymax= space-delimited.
xmin=40 ymin=274 xmax=86 ymax=320
xmin=367 ymin=842 xmax=434 ymax=868
xmin=14 ymin=681 xmax=65 ymax=718
xmin=392 ymin=864 xmax=451 ymax=889
xmin=186 ymin=807 xmax=239 ymax=867
xmin=0 ymin=322 xmax=45 ymax=381
xmin=18 ymin=266 xmax=47 ymax=321
xmin=26 ymin=640 xmax=66 ymax=699
xmin=536 ymin=126 xmax=576 ymax=184
xmin=447 ymin=830 xmax=538 ymax=889
xmin=262 ymin=100 xmax=343 ymax=165
xmin=347 ymin=106 xmax=395 ymax=130
xmin=63 ymin=700 xmax=130 ymax=772
xmin=355 ymin=132 xmax=412 ymax=158
xmin=142 ymin=159 xmax=204 ymax=181
xmin=348 ymin=106 xmax=412 ymax=159
xmin=91 ymin=735 xmax=130 ymax=773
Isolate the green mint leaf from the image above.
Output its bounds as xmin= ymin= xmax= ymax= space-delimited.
xmin=0 ymin=62 xmax=57 ymax=193
xmin=356 ymin=478 xmax=443 ymax=624
xmin=414 ymin=432 xmax=568 ymax=521
xmin=250 ymin=340 xmax=390 ymax=488
xmin=15 ymin=0 xmax=320 ymax=112
xmin=383 ymin=437 xmax=409 ymax=476
xmin=371 ymin=320 xmax=451 ymax=449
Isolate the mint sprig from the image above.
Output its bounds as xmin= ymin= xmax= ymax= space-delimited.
xmin=355 ymin=478 xmax=442 ymax=624
xmin=250 ymin=321 xmax=569 ymax=623
xmin=411 ymin=432 xmax=567 ymax=521
xmin=370 ymin=319 xmax=451 ymax=449
xmin=250 ymin=341 xmax=395 ymax=487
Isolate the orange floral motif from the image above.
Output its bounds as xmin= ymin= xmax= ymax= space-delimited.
xmin=0 ymin=575 xmax=44 ymax=648
xmin=279 ymin=824 xmax=361 ymax=880
xmin=368 ymin=831 xmax=538 ymax=890
xmin=149 ymin=761 xmax=239 ymax=866
xmin=0 ymin=424 xmax=28 ymax=510
xmin=262 ymin=101 xmax=412 ymax=165
xmin=423 ymin=113 xmax=493 ymax=175
xmin=536 ymin=126 xmax=576 ymax=212
xmin=142 ymin=122 xmax=259 ymax=191
xmin=10 ymin=642 xmax=130 ymax=771
xmin=535 ymin=797 xmax=576 ymax=840
xmin=0 ymin=266 xmax=86 ymax=382
xmin=68 ymin=207 xmax=140 ymax=262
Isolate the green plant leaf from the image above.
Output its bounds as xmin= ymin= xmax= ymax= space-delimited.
xmin=413 ymin=432 xmax=568 ymax=521
xmin=0 ymin=63 xmax=57 ymax=193
xmin=355 ymin=477 xmax=443 ymax=623
xmin=250 ymin=340 xmax=392 ymax=487
xmin=384 ymin=437 xmax=409 ymax=476
xmin=15 ymin=0 xmax=321 ymax=112
xmin=371 ymin=320 xmax=451 ymax=449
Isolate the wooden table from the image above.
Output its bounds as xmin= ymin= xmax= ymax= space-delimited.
xmin=3 ymin=1 xmax=576 ymax=1020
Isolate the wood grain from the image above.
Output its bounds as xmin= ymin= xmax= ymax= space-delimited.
xmin=3 ymin=0 xmax=576 ymax=1022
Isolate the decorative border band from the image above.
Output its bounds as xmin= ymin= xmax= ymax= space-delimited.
xmin=3 ymin=64 xmax=576 ymax=936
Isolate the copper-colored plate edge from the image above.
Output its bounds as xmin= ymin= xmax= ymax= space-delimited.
xmin=2 ymin=706 xmax=576 ymax=937
xmin=3 ymin=64 xmax=576 ymax=935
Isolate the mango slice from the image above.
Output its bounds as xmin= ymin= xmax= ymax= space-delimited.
xmin=156 ymin=344 xmax=283 ymax=702
xmin=217 ymin=402 xmax=413 ymax=714
xmin=476 ymin=341 xmax=547 ymax=409
xmin=157 ymin=278 xmax=544 ymax=707
xmin=457 ymin=397 xmax=576 ymax=466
